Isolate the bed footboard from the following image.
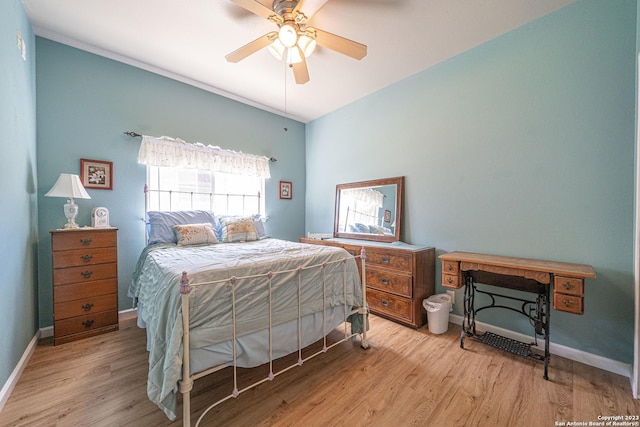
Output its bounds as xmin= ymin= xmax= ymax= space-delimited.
xmin=179 ymin=248 xmax=368 ymax=427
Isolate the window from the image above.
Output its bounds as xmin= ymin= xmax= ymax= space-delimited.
xmin=146 ymin=165 xmax=265 ymax=216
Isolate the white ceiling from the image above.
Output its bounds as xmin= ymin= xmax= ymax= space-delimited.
xmin=23 ymin=0 xmax=575 ymax=123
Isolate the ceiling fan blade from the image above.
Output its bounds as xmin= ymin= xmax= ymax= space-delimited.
xmin=230 ymin=0 xmax=282 ymax=23
xmin=292 ymin=49 xmax=310 ymax=84
xmin=292 ymin=0 xmax=304 ymax=14
xmin=312 ymin=28 xmax=367 ymax=60
xmin=225 ymin=32 xmax=278 ymax=63
xmin=294 ymin=0 xmax=329 ymax=21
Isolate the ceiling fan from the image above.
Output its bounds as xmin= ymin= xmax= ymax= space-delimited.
xmin=225 ymin=0 xmax=367 ymax=84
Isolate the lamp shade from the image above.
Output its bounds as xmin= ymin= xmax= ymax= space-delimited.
xmin=286 ymin=47 xmax=303 ymax=64
xmin=45 ymin=173 xmax=91 ymax=199
xmin=278 ymin=24 xmax=298 ymax=48
xmin=268 ymin=39 xmax=285 ymax=60
xmin=297 ymin=34 xmax=316 ymax=57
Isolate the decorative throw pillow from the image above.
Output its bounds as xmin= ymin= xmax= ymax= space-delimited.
xmin=216 ymin=214 xmax=267 ymax=240
xmin=173 ymin=223 xmax=219 ymax=246
xmin=220 ymin=216 xmax=258 ymax=243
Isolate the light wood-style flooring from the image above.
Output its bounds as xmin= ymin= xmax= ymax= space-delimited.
xmin=1 ymin=314 xmax=638 ymax=426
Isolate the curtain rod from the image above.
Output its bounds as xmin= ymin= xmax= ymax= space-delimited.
xmin=123 ymin=131 xmax=277 ymax=162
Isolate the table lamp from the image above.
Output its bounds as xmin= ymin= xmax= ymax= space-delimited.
xmin=45 ymin=173 xmax=91 ymax=229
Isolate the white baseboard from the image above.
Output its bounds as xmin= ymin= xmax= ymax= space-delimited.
xmin=39 ymin=325 xmax=52 ymax=339
xmin=449 ymin=313 xmax=632 ymax=378
xmin=0 ymin=330 xmax=40 ymax=412
xmin=118 ymin=308 xmax=138 ymax=322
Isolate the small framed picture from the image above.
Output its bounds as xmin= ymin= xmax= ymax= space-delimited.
xmin=384 ymin=209 xmax=391 ymax=223
xmin=81 ymin=159 xmax=113 ymax=190
xmin=279 ymin=181 xmax=292 ymax=199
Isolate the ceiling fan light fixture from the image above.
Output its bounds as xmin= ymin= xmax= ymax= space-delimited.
xmin=278 ymin=24 xmax=298 ymax=48
xmin=286 ymin=47 xmax=303 ymax=64
xmin=268 ymin=39 xmax=285 ymax=60
xmin=297 ymin=34 xmax=316 ymax=57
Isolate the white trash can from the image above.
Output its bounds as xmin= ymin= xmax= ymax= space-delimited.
xmin=423 ymin=294 xmax=452 ymax=334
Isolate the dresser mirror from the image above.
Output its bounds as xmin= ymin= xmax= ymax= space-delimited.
xmin=334 ymin=176 xmax=404 ymax=243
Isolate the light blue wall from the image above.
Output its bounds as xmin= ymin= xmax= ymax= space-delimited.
xmin=306 ymin=0 xmax=636 ymax=363
xmin=35 ymin=39 xmax=306 ymax=327
xmin=0 ymin=0 xmax=37 ymax=390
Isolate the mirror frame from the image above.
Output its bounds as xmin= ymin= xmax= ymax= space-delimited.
xmin=333 ymin=176 xmax=404 ymax=243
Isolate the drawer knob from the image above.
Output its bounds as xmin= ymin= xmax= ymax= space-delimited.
xmin=447 ymin=277 xmax=453 ymax=284
xmin=381 ymin=299 xmax=390 ymax=307
xmin=82 ymin=319 xmax=95 ymax=328
xmin=80 ymin=270 xmax=93 ymax=279
xmin=381 ymin=257 xmax=390 ymax=264
xmin=563 ymin=299 xmax=573 ymax=307
xmin=80 ymin=238 xmax=93 ymax=245
xmin=81 ymin=254 xmax=93 ymax=262
xmin=381 ymin=278 xmax=389 ymax=285
xmin=81 ymin=303 xmax=94 ymax=312
xmin=563 ymin=282 xmax=572 ymax=290
xmin=447 ymin=264 xmax=453 ymax=271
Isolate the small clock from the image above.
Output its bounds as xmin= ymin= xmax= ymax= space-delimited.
xmin=91 ymin=207 xmax=110 ymax=228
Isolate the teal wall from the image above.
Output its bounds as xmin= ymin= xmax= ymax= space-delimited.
xmin=306 ymin=0 xmax=637 ymax=363
xmin=35 ymin=39 xmax=306 ymax=327
xmin=0 ymin=0 xmax=37 ymax=391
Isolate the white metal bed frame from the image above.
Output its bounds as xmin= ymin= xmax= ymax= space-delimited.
xmin=176 ymin=249 xmax=369 ymax=427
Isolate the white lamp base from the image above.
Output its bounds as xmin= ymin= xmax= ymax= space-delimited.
xmin=63 ymin=198 xmax=80 ymax=229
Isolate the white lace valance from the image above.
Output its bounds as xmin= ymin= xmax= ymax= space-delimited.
xmin=137 ymin=135 xmax=271 ymax=178
xmin=342 ymin=188 xmax=384 ymax=207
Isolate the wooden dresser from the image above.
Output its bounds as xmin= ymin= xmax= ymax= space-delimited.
xmin=300 ymin=237 xmax=435 ymax=328
xmin=50 ymin=228 xmax=119 ymax=345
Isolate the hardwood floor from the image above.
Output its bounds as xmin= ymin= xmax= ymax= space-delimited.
xmin=1 ymin=314 xmax=637 ymax=426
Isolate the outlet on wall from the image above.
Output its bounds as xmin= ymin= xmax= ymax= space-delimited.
xmin=446 ymin=289 xmax=455 ymax=306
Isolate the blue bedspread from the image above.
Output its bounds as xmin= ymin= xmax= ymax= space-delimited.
xmin=129 ymin=238 xmax=362 ymax=420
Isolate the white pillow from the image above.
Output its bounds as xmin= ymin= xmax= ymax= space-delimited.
xmin=173 ymin=223 xmax=219 ymax=246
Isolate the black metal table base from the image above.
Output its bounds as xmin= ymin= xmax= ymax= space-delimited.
xmin=461 ymin=272 xmax=551 ymax=380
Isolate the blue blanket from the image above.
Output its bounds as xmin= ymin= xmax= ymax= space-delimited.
xmin=129 ymin=238 xmax=362 ymax=420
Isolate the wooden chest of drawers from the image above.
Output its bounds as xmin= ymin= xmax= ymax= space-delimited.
xmin=51 ymin=228 xmax=118 ymax=345
xmin=300 ymin=238 xmax=435 ymax=328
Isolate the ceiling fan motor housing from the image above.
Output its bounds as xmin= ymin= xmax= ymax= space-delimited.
xmin=273 ymin=0 xmax=299 ymax=17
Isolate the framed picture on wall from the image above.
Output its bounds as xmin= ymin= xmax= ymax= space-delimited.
xmin=279 ymin=181 xmax=292 ymax=200
xmin=81 ymin=159 xmax=113 ymax=190
xmin=384 ymin=209 xmax=391 ymax=223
